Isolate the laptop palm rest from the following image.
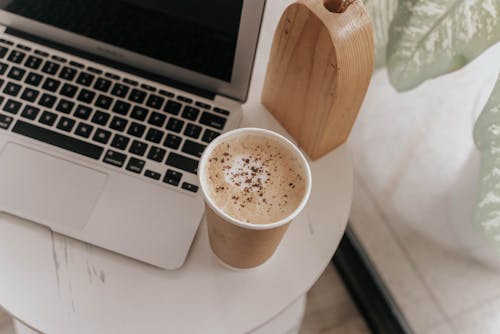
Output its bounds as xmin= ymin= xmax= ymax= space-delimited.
xmin=0 ymin=143 xmax=107 ymax=230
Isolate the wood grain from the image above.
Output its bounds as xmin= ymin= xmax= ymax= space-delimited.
xmin=262 ymin=0 xmax=374 ymax=160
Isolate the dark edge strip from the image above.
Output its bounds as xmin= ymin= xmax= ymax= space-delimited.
xmin=5 ymin=28 xmax=215 ymax=100
xmin=332 ymin=225 xmax=413 ymax=334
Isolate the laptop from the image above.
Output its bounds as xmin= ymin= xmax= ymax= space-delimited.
xmin=0 ymin=0 xmax=266 ymax=269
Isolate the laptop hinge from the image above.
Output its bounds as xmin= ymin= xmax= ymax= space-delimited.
xmin=5 ymin=27 xmax=216 ymax=100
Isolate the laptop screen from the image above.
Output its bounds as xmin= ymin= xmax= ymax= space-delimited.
xmin=1 ymin=0 xmax=243 ymax=82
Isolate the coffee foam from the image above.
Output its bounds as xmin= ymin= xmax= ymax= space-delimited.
xmin=203 ymin=133 xmax=306 ymax=224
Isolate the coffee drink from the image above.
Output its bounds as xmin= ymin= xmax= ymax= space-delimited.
xmin=202 ymin=132 xmax=307 ymax=225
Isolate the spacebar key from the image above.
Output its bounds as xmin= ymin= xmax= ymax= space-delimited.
xmin=166 ymin=152 xmax=199 ymax=174
xmin=12 ymin=120 xmax=104 ymax=160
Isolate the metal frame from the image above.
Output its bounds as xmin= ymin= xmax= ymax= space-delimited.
xmin=332 ymin=225 xmax=413 ymax=334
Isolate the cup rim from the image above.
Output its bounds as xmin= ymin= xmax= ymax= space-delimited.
xmin=198 ymin=127 xmax=312 ymax=230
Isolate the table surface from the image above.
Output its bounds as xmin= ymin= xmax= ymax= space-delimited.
xmin=0 ymin=1 xmax=353 ymax=333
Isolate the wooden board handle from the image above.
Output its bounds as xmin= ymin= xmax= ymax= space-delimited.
xmin=323 ymin=0 xmax=356 ymax=13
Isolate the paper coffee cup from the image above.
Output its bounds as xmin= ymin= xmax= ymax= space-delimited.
xmin=199 ymin=128 xmax=312 ymax=269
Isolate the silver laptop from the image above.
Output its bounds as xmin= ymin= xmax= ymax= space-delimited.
xmin=0 ymin=0 xmax=265 ymax=269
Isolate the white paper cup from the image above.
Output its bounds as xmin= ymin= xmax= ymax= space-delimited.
xmin=199 ymin=128 xmax=312 ymax=269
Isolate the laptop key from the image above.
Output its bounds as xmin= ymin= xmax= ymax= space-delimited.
xmin=95 ymin=94 xmax=113 ymax=109
xmin=123 ymin=78 xmax=138 ymax=86
xmin=69 ymin=61 xmax=84 ymax=69
xmin=60 ymin=83 xmax=78 ymax=97
xmin=93 ymin=128 xmax=112 ymax=144
xmin=201 ymin=129 xmax=220 ymax=143
xmin=74 ymin=105 xmax=92 ymax=120
xmin=25 ymin=55 xmax=43 ymax=69
xmin=20 ymin=87 xmax=39 ymax=102
xmin=128 ymin=88 xmax=146 ymax=104
xmin=182 ymin=182 xmax=198 ymax=193
xmin=146 ymin=94 xmax=164 ymax=110
xmin=129 ymin=140 xmax=148 ymax=156
xmin=3 ymin=99 xmax=21 ymax=114
xmin=105 ymin=72 xmax=120 ymax=80
xmin=163 ymin=133 xmax=182 ymax=149
xmin=166 ymin=152 xmax=198 ymax=174
xmin=0 ymin=39 xmax=13 ymax=46
xmin=111 ymin=83 xmax=129 ymax=98
xmin=182 ymin=139 xmax=206 ymax=158
xmin=0 ymin=113 xmax=13 ymax=129
xmin=7 ymin=50 xmax=25 ymax=64
xmin=130 ymin=105 xmax=148 ymax=121
xmin=0 ymin=62 xmax=8 ymax=75
xmin=51 ymin=55 xmax=66 ymax=63
xmin=94 ymin=78 xmax=111 ymax=92
xmin=39 ymin=93 xmax=57 ymax=108
xmin=91 ymin=110 xmax=110 ymax=125
xmin=147 ymin=146 xmax=166 ymax=162
xmin=126 ymin=157 xmax=145 ymax=174
xmin=177 ymin=95 xmax=192 ymax=104
xmin=111 ymin=134 xmax=130 ymax=150
xmin=55 ymin=99 xmax=75 ymax=114
xmin=25 ymin=72 xmax=42 ymax=86
xmin=159 ymin=89 xmax=174 ymax=98
xmin=7 ymin=66 xmax=25 ymax=80
xmin=164 ymin=100 xmax=181 ymax=115
xmin=34 ymin=49 xmax=48 ymax=57
xmin=76 ymin=72 xmax=95 ymax=86
xmin=21 ymin=105 xmax=40 ymax=120
xmin=77 ymin=89 xmax=95 ymax=104
xmin=103 ymin=149 xmax=126 ymax=168
xmin=75 ymin=122 xmax=94 ymax=138
xmin=165 ymin=117 xmax=184 ymax=133
xmin=127 ymin=122 xmax=146 ymax=138
xmin=17 ymin=44 xmax=31 ymax=52
xmin=56 ymin=116 xmax=75 ymax=132
xmin=87 ymin=67 xmax=102 ymax=75
xmin=39 ymin=111 xmax=58 ymax=126
xmin=110 ymin=116 xmax=128 ymax=132
xmin=163 ymin=169 xmax=182 ymax=186
xmin=0 ymin=46 xmax=8 ymax=59
xmin=42 ymin=77 xmax=61 ymax=92
xmin=195 ymin=101 xmax=211 ymax=110
xmin=145 ymin=128 xmax=164 ymax=144
xmin=184 ymin=123 xmax=202 ymax=139
xmin=181 ymin=106 xmax=199 ymax=121
xmin=148 ymin=111 xmax=166 ymax=127
xmin=4 ymin=82 xmax=21 ymax=96
xmin=12 ymin=120 xmax=103 ymax=160
xmin=140 ymin=83 xmax=155 ymax=92
xmin=59 ymin=66 xmax=77 ymax=81
xmin=144 ymin=170 xmax=161 ymax=180
xmin=213 ymin=107 xmax=230 ymax=116
xmin=41 ymin=61 xmax=60 ymax=75
xmin=199 ymin=112 xmax=226 ymax=130
xmin=112 ymin=100 xmax=131 ymax=115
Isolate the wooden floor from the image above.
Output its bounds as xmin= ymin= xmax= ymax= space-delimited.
xmin=0 ymin=265 xmax=369 ymax=334
xmin=300 ymin=265 xmax=370 ymax=334
xmin=0 ymin=310 xmax=14 ymax=334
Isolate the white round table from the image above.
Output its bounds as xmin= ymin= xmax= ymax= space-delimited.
xmin=0 ymin=1 xmax=353 ymax=333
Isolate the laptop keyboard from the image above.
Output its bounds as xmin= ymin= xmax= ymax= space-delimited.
xmin=0 ymin=37 xmax=233 ymax=194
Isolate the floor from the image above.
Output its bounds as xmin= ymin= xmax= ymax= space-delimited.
xmin=348 ymin=40 xmax=500 ymax=333
xmin=0 ymin=311 xmax=14 ymax=334
xmin=350 ymin=167 xmax=500 ymax=334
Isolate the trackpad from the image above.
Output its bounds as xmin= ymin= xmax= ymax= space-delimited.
xmin=0 ymin=143 xmax=107 ymax=230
